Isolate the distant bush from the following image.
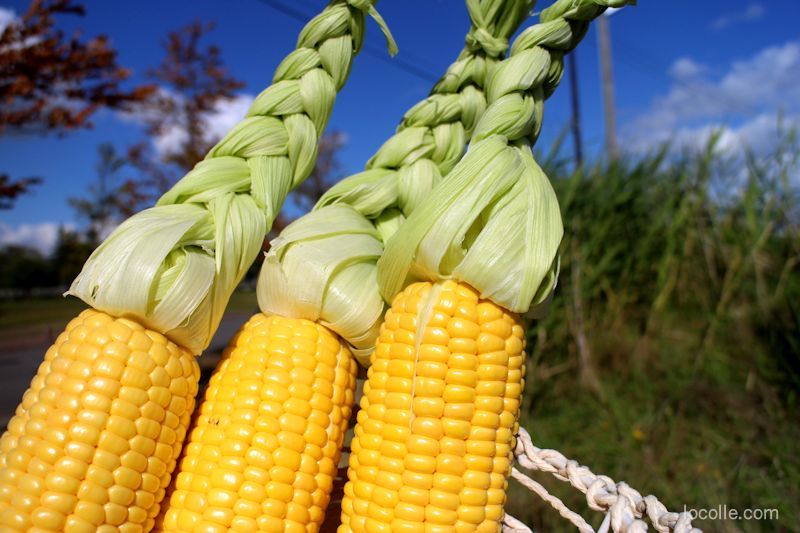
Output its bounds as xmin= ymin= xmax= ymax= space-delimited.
xmin=0 ymin=227 xmax=93 ymax=295
xmin=0 ymin=245 xmax=53 ymax=292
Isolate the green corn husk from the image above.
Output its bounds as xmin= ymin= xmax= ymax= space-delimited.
xmin=377 ymin=136 xmax=561 ymax=316
xmin=315 ymin=0 xmax=537 ymax=222
xmin=258 ymin=205 xmax=385 ymax=360
xmin=377 ymin=0 xmax=635 ymax=316
xmin=257 ymin=0 xmax=535 ymax=365
xmin=259 ymin=0 xmax=633 ymax=358
xmin=67 ymin=0 xmax=396 ymax=354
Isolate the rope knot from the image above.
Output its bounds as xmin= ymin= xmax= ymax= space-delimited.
xmin=509 ymin=427 xmax=701 ymax=532
xmin=465 ymin=27 xmax=508 ymax=57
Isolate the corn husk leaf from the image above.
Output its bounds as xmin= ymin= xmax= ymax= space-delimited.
xmin=66 ymin=0 xmax=402 ymax=355
xmin=378 ymin=135 xmax=562 ymax=315
xmin=258 ymin=205 xmax=385 ymax=365
xmin=69 ymin=192 xmax=266 ymax=354
xmin=316 ymin=167 xmax=398 ymax=217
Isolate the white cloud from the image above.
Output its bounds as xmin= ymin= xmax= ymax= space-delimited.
xmin=623 ymin=41 xmax=800 ymax=155
xmin=712 ymin=3 xmax=765 ymax=30
xmin=151 ymin=122 xmax=189 ymax=160
xmin=668 ymin=58 xmax=705 ymax=80
xmin=203 ymin=96 xmax=255 ymax=149
xmin=0 ymin=222 xmax=76 ymax=255
xmin=655 ymin=113 xmax=789 ymax=157
xmin=0 ymin=8 xmax=45 ymax=52
xmin=0 ymin=7 xmax=15 ymax=37
xmin=122 ymin=91 xmax=255 ymax=160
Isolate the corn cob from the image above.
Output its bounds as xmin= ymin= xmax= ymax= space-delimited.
xmin=160 ymin=2 xmax=534 ymax=531
xmin=341 ymin=281 xmax=525 ymax=532
xmin=340 ymin=0 xmax=633 ymax=530
xmin=0 ymin=0 xmax=390 ymax=529
xmin=0 ymin=310 xmax=199 ymax=532
xmin=158 ymin=314 xmax=356 ymax=532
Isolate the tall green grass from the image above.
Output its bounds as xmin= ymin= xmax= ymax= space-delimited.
xmin=506 ymin=131 xmax=800 ymax=532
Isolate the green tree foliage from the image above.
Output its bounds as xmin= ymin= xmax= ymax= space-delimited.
xmin=0 ymin=228 xmax=93 ymax=291
xmin=51 ymin=227 xmax=93 ymax=286
xmin=0 ymin=245 xmax=52 ymax=291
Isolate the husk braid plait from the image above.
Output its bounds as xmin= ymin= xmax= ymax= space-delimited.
xmin=378 ymin=0 xmax=634 ymax=315
xmin=258 ymin=0 xmax=534 ymax=365
xmin=473 ymin=0 xmax=631 ymax=146
xmin=317 ymin=0 xmax=534 ymax=218
xmin=69 ymin=0 xmax=395 ymax=354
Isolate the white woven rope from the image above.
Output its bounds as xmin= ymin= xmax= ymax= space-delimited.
xmin=505 ymin=427 xmax=702 ymax=533
xmin=502 ymin=511 xmax=536 ymax=532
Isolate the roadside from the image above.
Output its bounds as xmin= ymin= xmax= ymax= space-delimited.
xmin=0 ymin=291 xmax=260 ymax=427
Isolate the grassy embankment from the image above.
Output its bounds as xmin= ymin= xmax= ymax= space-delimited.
xmin=507 ymin=133 xmax=800 ymax=532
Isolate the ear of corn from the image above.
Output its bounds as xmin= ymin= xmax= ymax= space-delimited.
xmin=0 ymin=1 xmax=393 ymax=530
xmin=157 ymin=315 xmax=357 ymax=532
xmin=339 ymin=280 xmax=525 ymax=532
xmin=218 ymin=2 xmax=538 ymax=529
xmin=0 ymin=310 xmax=199 ymax=532
xmin=259 ymin=204 xmax=386 ymax=364
xmin=342 ymin=1 xmax=633 ymax=531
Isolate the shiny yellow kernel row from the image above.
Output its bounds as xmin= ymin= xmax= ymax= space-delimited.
xmin=156 ymin=314 xmax=357 ymax=533
xmin=0 ymin=309 xmax=200 ymax=533
xmin=339 ymin=280 xmax=526 ymax=533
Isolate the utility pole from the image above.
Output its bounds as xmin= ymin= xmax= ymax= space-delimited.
xmin=567 ymin=52 xmax=583 ymax=169
xmin=597 ymin=14 xmax=619 ymax=160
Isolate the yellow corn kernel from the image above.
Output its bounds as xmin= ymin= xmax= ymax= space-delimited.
xmin=156 ymin=314 xmax=357 ymax=532
xmin=339 ymin=281 xmax=526 ymax=532
xmin=0 ymin=309 xmax=200 ymax=532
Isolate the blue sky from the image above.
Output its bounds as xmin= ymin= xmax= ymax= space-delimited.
xmin=1 ymin=0 xmax=798 ymax=252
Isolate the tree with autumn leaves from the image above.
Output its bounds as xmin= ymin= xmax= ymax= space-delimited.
xmin=1 ymin=0 xmax=345 ymax=289
xmin=125 ymin=20 xmax=345 ymax=220
xmin=0 ymin=0 xmax=153 ymax=206
xmin=2 ymin=0 xmax=343 ymax=214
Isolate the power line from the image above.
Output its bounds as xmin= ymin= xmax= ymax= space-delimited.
xmin=361 ymin=41 xmax=441 ymax=84
xmin=252 ymin=0 xmax=440 ymax=83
